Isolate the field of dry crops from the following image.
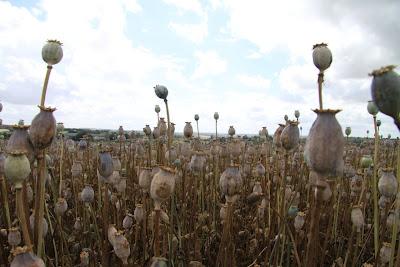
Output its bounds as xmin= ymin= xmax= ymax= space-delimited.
xmin=0 ymin=41 xmax=399 ymax=267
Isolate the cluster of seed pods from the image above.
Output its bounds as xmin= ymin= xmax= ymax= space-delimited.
xmin=0 ymin=40 xmax=399 ymax=267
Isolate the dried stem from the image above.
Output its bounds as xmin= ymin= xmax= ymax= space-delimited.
xmin=372 ymin=115 xmax=380 ymax=258
xmin=318 ymin=72 xmax=324 ymax=110
xmin=154 ymin=208 xmax=161 ymax=257
xmin=215 ymin=120 xmax=218 ymax=140
xmin=164 ymin=99 xmax=172 ymax=166
xmin=305 ymin=183 xmax=323 ymax=266
xmin=40 ymin=65 xmax=53 ymax=107
xmin=59 ymin=134 xmax=64 ymax=196
xmin=16 ymin=188 xmax=31 ymax=247
xmin=0 ymin=175 xmax=11 ymax=229
xmin=389 ymin=144 xmax=400 ymax=267
xmin=34 ymin=149 xmax=46 ymax=257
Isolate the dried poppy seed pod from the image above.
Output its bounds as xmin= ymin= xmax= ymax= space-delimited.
xmin=150 ymin=166 xmax=176 ymax=209
xmin=378 ymin=168 xmax=398 ymax=198
xmin=134 ymin=204 xmax=144 ymax=223
xmin=71 ymin=160 xmax=83 ymax=178
xmin=345 ymin=127 xmax=351 ymax=137
xmin=158 ymin=118 xmax=167 ymax=136
xmin=54 ymin=197 xmax=68 ymax=216
xmin=189 ymin=152 xmax=206 ymax=174
xmin=98 ymin=149 xmax=113 ymax=178
xmin=367 ymin=100 xmax=379 ymax=116
xmin=351 ymin=205 xmax=364 ymax=231
xmin=360 ymin=155 xmax=373 ymax=169
xmin=254 ymin=162 xmax=265 ymax=177
xmin=312 ymin=43 xmax=332 ymax=72
xmin=56 ymin=122 xmax=64 ymax=133
xmin=260 ymin=126 xmax=268 ymax=138
xmin=379 ymin=196 xmax=390 ymax=210
xmin=153 ymin=127 xmax=160 ymax=139
xmin=370 ymin=65 xmax=400 ymax=128
xmin=29 ymin=213 xmax=48 ymax=237
xmin=80 ymin=185 xmax=95 ymax=203
xmin=65 ymin=139 xmax=75 ymax=152
xmin=386 ymin=211 xmax=400 ymax=232
xmin=29 ymin=106 xmax=56 ymax=150
xmin=214 ymin=112 xmax=219 ymax=120
xmin=10 ymin=246 xmax=45 ymax=267
xmin=42 ymin=39 xmax=63 ymax=65
xmin=123 ymin=213 xmax=134 ymax=229
xmin=350 ymin=173 xmax=363 ymax=194
xmin=155 ymin=105 xmax=161 ymax=114
xmin=194 ymin=114 xmax=199 ymax=121
xmin=273 ymin=124 xmax=285 ymax=148
xmin=4 ymin=151 xmax=31 ymax=189
xmin=379 ymin=242 xmax=392 ymax=264
xmin=139 ymin=167 xmax=153 ymax=193
xmin=304 ymin=109 xmax=344 ymax=177
xmin=143 ymin=125 xmax=152 ymax=136
xmin=8 ymin=227 xmax=21 ymax=247
xmin=154 ymin=84 xmax=168 ymax=100
xmin=280 ymin=121 xmax=300 ymax=151
xmin=228 ymin=126 xmax=235 ymax=137
xmin=118 ymin=125 xmax=124 ymax=136
xmin=184 ymin=122 xmax=193 ymax=138
xmin=78 ymin=139 xmax=88 ymax=150
xmin=294 ymin=110 xmax=300 ymax=119
xmin=6 ymin=125 xmax=34 ymax=163
xmin=294 ymin=211 xmax=305 ymax=231
xmin=165 ymin=147 xmax=177 ymax=164
xmin=113 ymin=231 xmax=130 ymax=264
xmin=219 ymin=164 xmax=243 ymax=203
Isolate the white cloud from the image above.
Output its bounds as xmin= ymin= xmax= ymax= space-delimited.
xmin=169 ymin=17 xmax=208 ymax=43
xmin=121 ymin=0 xmax=142 ymax=13
xmin=192 ymin=50 xmax=227 ymax=79
xmin=237 ymin=74 xmax=270 ymax=89
xmin=208 ymin=0 xmax=222 ymax=10
xmin=0 ymin=0 xmax=183 ymax=130
xmin=1 ymin=0 xmax=399 ymax=137
xmin=163 ymin=0 xmax=204 ymax=16
xmin=219 ymin=0 xmax=400 ymax=136
xmin=246 ymin=51 xmax=263 ymax=59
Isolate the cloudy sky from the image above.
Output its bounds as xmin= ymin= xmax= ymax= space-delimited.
xmin=0 ymin=0 xmax=399 ymax=137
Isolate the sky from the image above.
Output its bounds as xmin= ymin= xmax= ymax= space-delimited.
xmin=0 ymin=0 xmax=399 ymax=137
